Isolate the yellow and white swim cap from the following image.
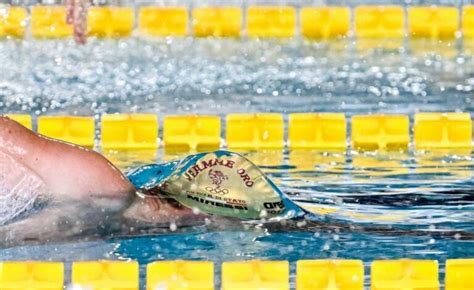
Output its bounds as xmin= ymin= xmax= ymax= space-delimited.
xmin=127 ymin=151 xmax=303 ymax=220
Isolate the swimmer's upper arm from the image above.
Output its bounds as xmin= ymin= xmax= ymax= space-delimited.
xmin=0 ymin=116 xmax=37 ymax=143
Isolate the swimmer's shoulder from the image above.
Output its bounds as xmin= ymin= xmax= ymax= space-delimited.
xmin=0 ymin=116 xmax=38 ymax=146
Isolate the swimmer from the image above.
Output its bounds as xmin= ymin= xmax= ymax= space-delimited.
xmin=0 ymin=116 xmax=212 ymax=246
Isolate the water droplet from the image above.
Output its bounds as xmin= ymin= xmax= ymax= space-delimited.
xmin=169 ymin=223 xmax=177 ymax=231
xmin=296 ymin=220 xmax=307 ymax=228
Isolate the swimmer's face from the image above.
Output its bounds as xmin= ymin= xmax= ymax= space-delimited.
xmin=123 ymin=191 xmax=204 ymax=224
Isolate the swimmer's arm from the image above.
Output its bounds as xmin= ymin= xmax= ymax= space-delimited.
xmin=0 ymin=116 xmax=134 ymax=199
xmin=0 ymin=199 xmax=129 ymax=248
xmin=0 ymin=194 xmax=205 ymax=248
xmin=0 ymin=205 xmax=84 ymax=248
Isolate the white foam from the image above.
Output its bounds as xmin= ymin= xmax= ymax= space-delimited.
xmin=0 ymin=150 xmax=45 ymax=225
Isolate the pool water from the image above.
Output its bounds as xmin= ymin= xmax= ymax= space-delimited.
xmin=1 ymin=38 xmax=473 ymax=287
xmin=1 ymin=38 xmax=473 ymax=115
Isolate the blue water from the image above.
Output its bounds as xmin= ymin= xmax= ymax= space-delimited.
xmin=1 ymin=38 xmax=474 ymax=287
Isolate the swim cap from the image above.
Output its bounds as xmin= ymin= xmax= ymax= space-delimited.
xmin=127 ymin=151 xmax=303 ymax=220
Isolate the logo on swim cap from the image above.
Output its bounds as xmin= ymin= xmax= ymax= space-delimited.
xmin=205 ymin=169 xmax=229 ymax=195
xmin=209 ymin=169 xmax=228 ymax=187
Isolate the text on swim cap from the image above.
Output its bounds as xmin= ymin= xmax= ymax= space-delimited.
xmin=183 ymin=158 xmax=254 ymax=187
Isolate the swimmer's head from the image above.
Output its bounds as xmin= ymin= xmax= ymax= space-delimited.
xmin=127 ymin=150 xmax=303 ymax=220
